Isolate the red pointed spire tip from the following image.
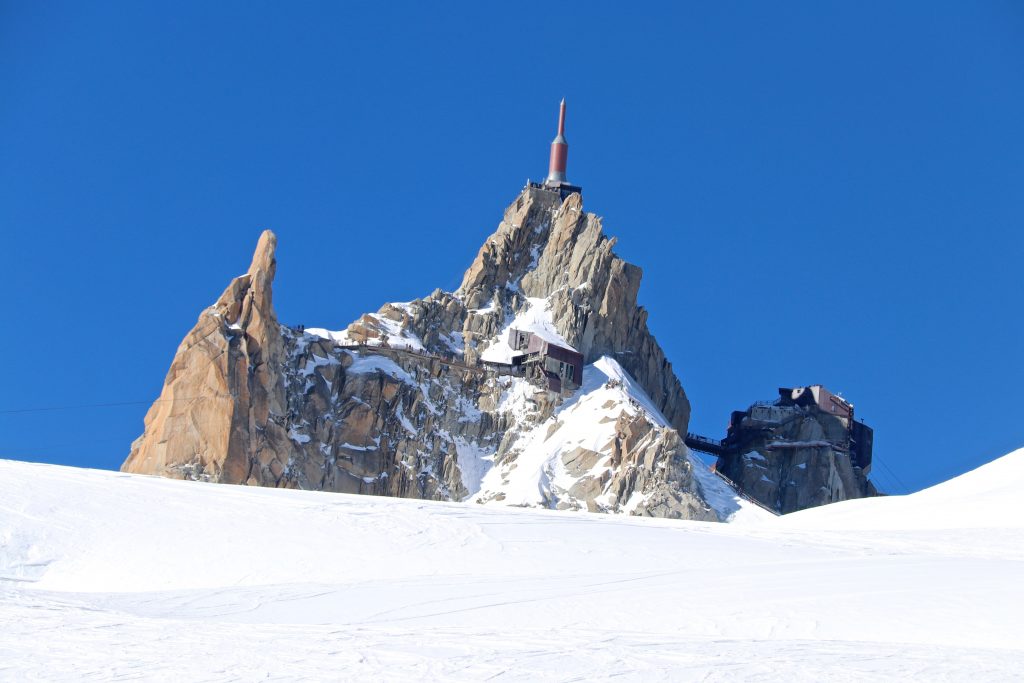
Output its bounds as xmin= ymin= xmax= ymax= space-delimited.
xmin=547 ymin=99 xmax=569 ymax=184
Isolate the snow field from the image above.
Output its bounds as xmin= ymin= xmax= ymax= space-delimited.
xmin=2 ymin=450 xmax=1023 ymax=681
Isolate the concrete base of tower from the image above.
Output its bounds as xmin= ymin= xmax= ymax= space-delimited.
xmin=532 ymin=179 xmax=583 ymax=201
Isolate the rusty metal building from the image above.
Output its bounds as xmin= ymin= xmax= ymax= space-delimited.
xmin=507 ymin=328 xmax=583 ymax=392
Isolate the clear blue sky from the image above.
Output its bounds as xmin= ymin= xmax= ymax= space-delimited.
xmin=2 ymin=1 xmax=1022 ymax=493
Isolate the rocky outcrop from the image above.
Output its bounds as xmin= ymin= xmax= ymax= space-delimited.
xmin=123 ymin=230 xmax=289 ymax=484
xmin=468 ymin=359 xmax=716 ymax=520
xmin=603 ymin=412 xmax=713 ymax=520
xmin=457 ymin=189 xmax=691 ymax=433
xmin=123 ymin=231 xmax=490 ymax=498
xmin=342 ymin=187 xmax=690 ymax=432
xmin=123 ymin=186 xmax=727 ymax=521
xmin=715 ymin=406 xmax=876 ymax=514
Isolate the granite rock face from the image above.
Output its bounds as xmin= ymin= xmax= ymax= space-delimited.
xmin=715 ymin=406 xmax=876 ymax=514
xmin=123 ymin=230 xmax=290 ymax=484
xmin=123 ymin=187 xmax=722 ymax=520
xmin=123 ymin=231 xmax=493 ymax=498
xmin=457 ymin=190 xmax=691 ymax=433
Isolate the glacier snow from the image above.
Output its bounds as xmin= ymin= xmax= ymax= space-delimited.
xmin=2 ymin=448 xmax=1023 ymax=680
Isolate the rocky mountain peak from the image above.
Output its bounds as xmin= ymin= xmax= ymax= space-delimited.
xmin=122 ymin=187 xmax=764 ymax=522
xmin=457 ymin=187 xmax=563 ymax=302
xmin=250 ymin=228 xmax=277 ymax=276
xmin=123 ymin=228 xmax=289 ymax=484
xmin=214 ymin=228 xmax=278 ymax=328
xmin=456 ymin=186 xmax=690 ymax=433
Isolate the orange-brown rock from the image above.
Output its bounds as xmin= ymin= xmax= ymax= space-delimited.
xmin=123 ymin=230 xmax=293 ymax=483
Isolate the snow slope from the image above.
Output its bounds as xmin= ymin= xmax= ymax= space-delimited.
xmin=469 ymin=355 xmax=769 ymax=523
xmin=781 ymin=447 xmax=1024 ymax=531
xmin=2 ymin=452 xmax=1023 ymax=681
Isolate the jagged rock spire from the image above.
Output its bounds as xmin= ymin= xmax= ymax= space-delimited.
xmin=123 ymin=230 xmax=289 ymax=484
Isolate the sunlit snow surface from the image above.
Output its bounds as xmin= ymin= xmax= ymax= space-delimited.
xmin=2 ymin=450 xmax=1024 ymax=681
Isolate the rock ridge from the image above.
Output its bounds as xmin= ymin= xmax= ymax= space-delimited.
xmin=123 ymin=188 xmax=729 ymax=521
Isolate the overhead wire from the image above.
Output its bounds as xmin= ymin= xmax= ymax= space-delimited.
xmin=0 ymin=394 xmax=230 ymax=415
xmin=873 ymin=454 xmax=912 ymax=495
xmin=0 ymin=316 xmax=229 ymax=416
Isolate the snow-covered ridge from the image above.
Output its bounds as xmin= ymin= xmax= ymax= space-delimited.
xmin=299 ymin=288 xmax=749 ymax=521
xmin=307 ymin=303 xmax=428 ymax=352
xmin=471 ymin=357 xmax=646 ymax=508
xmin=469 ymin=355 xmax=769 ymax=523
